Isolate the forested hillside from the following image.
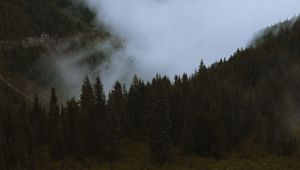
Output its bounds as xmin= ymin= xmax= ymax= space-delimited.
xmin=0 ymin=0 xmax=111 ymax=100
xmin=1 ymin=15 xmax=300 ymax=169
xmin=0 ymin=0 xmax=94 ymax=40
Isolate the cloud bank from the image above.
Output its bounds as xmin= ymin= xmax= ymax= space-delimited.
xmin=85 ymin=0 xmax=300 ymax=80
xmin=42 ymin=0 xmax=300 ymax=99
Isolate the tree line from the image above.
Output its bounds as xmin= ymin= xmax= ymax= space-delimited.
xmin=1 ymin=14 xmax=300 ymax=170
xmin=0 ymin=68 xmax=298 ymax=169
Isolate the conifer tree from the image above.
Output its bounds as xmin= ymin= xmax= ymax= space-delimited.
xmin=94 ymin=76 xmax=106 ymax=121
xmin=109 ymin=81 xmax=126 ymax=134
xmin=48 ymin=87 xmax=60 ymax=159
xmin=66 ymin=97 xmax=79 ymax=155
xmin=149 ymin=77 xmax=172 ymax=163
xmin=80 ymin=76 xmax=95 ymax=110
xmin=80 ymin=76 xmax=96 ymax=156
xmin=104 ymin=83 xmax=122 ymax=160
xmin=49 ymin=88 xmax=59 ymax=129
xmin=127 ymin=75 xmax=146 ymax=131
xmin=56 ymin=112 xmax=66 ymax=159
xmin=94 ymin=76 xmax=106 ymax=155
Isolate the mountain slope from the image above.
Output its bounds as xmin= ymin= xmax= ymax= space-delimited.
xmin=0 ymin=0 xmax=95 ymax=40
xmin=1 ymin=4 xmax=300 ymax=169
xmin=0 ymin=0 xmax=110 ymax=100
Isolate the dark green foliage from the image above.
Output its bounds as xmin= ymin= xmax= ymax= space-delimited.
xmin=2 ymin=15 xmax=300 ymax=169
xmin=192 ymin=111 xmax=226 ymax=158
xmin=104 ymin=82 xmax=123 ymax=160
xmin=65 ymin=98 xmax=79 ymax=155
xmin=170 ymin=74 xmax=189 ymax=145
xmin=0 ymin=0 xmax=93 ymax=40
xmin=49 ymin=88 xmax=59 ymax=128
xmin=48 ymin=87 xmax=61 ymax=159
xmin=149 ymin=76 xmax=172 ymax=163
xmin=109 ymin=81 xmax=126 ymax=134
xmin=126 ymin=75 xmax=147 ymax=131
xmin=80 ymin=76 xmax=97 ymax=156
xmin=94 ymin=76 xmax=106 ymax=155
xmin=0 ymin=82 xmax=36 ymax=169
xmin=31 ymin=94 xmax=45 ymax=146
xmin=94 ymin=77 xmax=106 ymax=121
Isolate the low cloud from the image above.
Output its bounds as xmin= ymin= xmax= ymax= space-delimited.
xmin=33 ymin=0 xmax=300 ymax=100
xmin=85 ymin=0 xmax=300 ymax=78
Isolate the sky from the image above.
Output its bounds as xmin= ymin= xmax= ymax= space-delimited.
xmin=79 ymin=0 xmax=300 ymax=91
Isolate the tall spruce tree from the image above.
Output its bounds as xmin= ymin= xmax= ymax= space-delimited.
xmin=94 ymin=76 xmax=106 ymax=121
xmin=49 ymin=88 xmax=59 ymax=128
xmin=104 ymin=82 xmax=122 ymax=160
xmin=127 ymin=75 xmax=146 ymax=131
xmin=48 ymin=87 xmax=60 ymax=159
xmin=66 ymin=97 xmax=79 ymax=155
xmin=94 ymin=76 xmax=106 ymax=155
xmin=80 ymin=76 xmax=96 ymax=156
xmin=149 ymin=76 xmax=172 ymax=163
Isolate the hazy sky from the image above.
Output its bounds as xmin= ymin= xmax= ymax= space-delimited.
xmin=84 ymin=0 xmax=300 ymax=88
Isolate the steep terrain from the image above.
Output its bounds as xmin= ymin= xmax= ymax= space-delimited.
xmin=0 ymin=0 xmax=110 ymax=100
xmin=0 ymin=0 xmax=95 ymax=40
xmin=1 ymin=1 xmax=300 ymax=169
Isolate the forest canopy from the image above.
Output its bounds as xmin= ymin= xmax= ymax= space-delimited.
xmin=1 ymin=2 xmax=300 ymax=169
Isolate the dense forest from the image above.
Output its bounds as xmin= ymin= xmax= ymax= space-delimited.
xmin=0 ymin=0 xmax=95 ymax=40
xmin=1 ymin=15 xmax=300 ymax=169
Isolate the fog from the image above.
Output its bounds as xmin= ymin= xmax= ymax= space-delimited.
xmin=84 ymin=0 xmax=300 ymax=80
xmin=40 ymin=0 xmax=300 ymax=98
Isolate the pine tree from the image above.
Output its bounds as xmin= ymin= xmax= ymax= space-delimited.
xmin=56 ymin=110 xmax=66 ymax=159
xmin=198 ymin=59 xmax=206 ymax=72
xmin=80 ymin=76 xmax=95 ymax=111
xmin=109 ymin=81 xmax=125 ymax=134
xmin=149 ymin=77 xmax=171 ymax=163
xmin=94 ymin=76 xmax=106 ymax=121
xmin=80 ymin=76 xmax=96 ymax=156
xmin=49 ymin=88 xmax=59 ymax=129
xmin=104 ymin=83 xmax=122 ymax=160
xmin=94 ymin=76 xmax=106 ymax=155
xmin=127 ymin=75 xmax=146 ymax=131
xmin=170 ymin=75 xmax=187 ymax=145
xmin=66 ymin=97 xmax=79 ymax=155
xmin=48 ymin=87 xmax=61 ymax=159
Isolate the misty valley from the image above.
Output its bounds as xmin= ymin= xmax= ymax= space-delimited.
xmin=1 ymin=0 xmax=300 ymax=170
